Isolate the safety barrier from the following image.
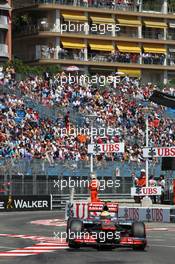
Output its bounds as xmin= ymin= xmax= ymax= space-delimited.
xmin=65 ymin=201 xmax=173 ymax=223
xmin=50 ymin=193 xmax=132 ymax=210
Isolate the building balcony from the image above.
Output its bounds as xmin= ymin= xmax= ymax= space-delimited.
xmin=15 ymin=0 xmax=140 ymax=12
xmin=142 ymin=30 xmax=164 ymax=40
xmin=0 ymin=15 xmax=8 ymax=30
xmin=15 ymin=0 xmax=175 ymax=15
xmin=20 ymin=45 xmax=174 ymax=70
xmin=0 ymin=43 xmax=9 ymax=57
xmin=13 ymin=24 xmax=167 ymax=43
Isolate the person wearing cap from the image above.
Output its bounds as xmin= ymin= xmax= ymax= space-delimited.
xmin=131 ymin=172 xmax=139 ymax=187
xmin=149 ymin=175 xmax=157 ymax=203
xmin=89 ymin=172 xmax=100 ymax=203
xmin=137 ymin=169 xmax=146 ymax=187
xmin=158 ymin=175 xmax=165 ymax=204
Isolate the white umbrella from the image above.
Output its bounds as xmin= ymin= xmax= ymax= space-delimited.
xmin=116 ymin=71 xmax=125 ymax=75
xmin=65 ymin=66 xmax=80 ymax=72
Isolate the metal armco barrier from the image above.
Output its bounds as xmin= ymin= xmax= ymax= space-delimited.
xmin=0 ymin=196 xmax=51 ymax=211
xmin=173 ymin=179 xmax=175 ymax=205
xmin=50 ymin=193 xmax=132 ymax=210
xmin=65 ymin=201 xmax=172 ymax=223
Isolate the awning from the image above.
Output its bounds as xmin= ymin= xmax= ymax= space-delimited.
xmin=89 ymin=41 xmax=113 ymax=51
xmin=143 ymin=45 xmax=166 ymax=54
xmin=90 ymin=16 xmax=115 ymax=24
xmin=117 ymin=43 xmax=141 ymax=53
xmin=118 ymin=68 xmax=141 ymax=77
xmin=117 ymin=18 xmax=141 ymax=27
xmin=143 ymin=20 xmax=167 ymax=29
xmin=61 ymin=39 xmax=85 ymax=49
xmin=61 ymin=12 xmax=87 ymax=22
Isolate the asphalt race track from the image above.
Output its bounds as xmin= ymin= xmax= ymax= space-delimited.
xmin=0 ymin=211 xmax=175 ymax=264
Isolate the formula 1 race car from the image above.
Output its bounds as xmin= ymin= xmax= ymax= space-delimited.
xmin=67 ymin=202 xmax=147 ymax=251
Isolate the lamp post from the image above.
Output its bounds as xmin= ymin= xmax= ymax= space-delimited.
xmin=145 ymin=115 xmax=149 ymax=188
xmin=142 ymin=103 xmax=151 ymax=188
xmin=86 ymin=114 xmax=97 ymax=174
xmin=142 ymin=104 xmax=152 ymax=206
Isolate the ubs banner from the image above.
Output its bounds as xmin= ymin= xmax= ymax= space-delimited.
xmin=65 ymin=202 xmax=171 ymax=223
xmin=0 ymin=196 xmax=51 ymax=211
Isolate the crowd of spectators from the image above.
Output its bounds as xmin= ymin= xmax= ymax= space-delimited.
xmin=35 ymin=0 xmax=139 ymax=11
xmin=142 ymin=53 xmax=165 ymax=65
xmin=0 ymin=68 xmax=175 ymax=165
xmin=42 ymin=48 xmax=166 ymax=66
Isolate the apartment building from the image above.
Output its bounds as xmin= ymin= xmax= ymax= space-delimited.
xmin=12 ymin=0 xmax=175 ymax=83
xmin=0 ymin=0 xmax=11 ymax=61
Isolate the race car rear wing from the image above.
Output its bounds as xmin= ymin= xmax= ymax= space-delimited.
xmin=88 ymin=202 xmax=119 ymax=214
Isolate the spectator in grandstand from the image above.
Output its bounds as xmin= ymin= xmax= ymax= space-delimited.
xmin=137 ymin=169 xmax=146 ymax=187
xmin=158 ymin=175 xmax=166 ymax=204
xmin=131 ymin=172 xmax=138 ymax=187
xmin=149 ymin=175 xmax=157 ymax=203
xmin=1 ymin=69 xmax=175 ymax=167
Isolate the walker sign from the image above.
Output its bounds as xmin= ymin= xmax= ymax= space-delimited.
xmin=143 ymin=147 xmax=175 ymax=158
xmin=0 ymin=196 xmax=51 ymax=211
xmin=88 ymin=143 xmax=125 ymax=154
xmin=131 ymin=187 xmax=162 ymax=196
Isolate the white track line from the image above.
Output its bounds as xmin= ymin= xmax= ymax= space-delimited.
xmin=0 ymin=253 xmax=37 ymax=257
xmin=151 ymin=244 xmax=175 ymax=248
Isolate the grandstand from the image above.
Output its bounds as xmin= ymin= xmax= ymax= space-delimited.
xmin=0 ymin=69 xmax=175 ymax=202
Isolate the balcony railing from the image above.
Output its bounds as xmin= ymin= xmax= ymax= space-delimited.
xmin=168 ymin=5 xmax=175 ymax=14
xmin=142 ymin=54 xmax=165 ymax=65
xmin=88 ymin=52 xmax=140 ymax=64
xmin=28 ymin=46 xmax=169 ymax=67
xmin=15 ymin=0 xmax=175 ymax=14
xmin=167 ymin=34 xmax=175 ymax=40
xmin=33 ymin=0 xmax=139 ymax=12
xmin=15 ymin=24 xmax=166 ymax=41
xmin=0 ymin=44 xmax=8 ymax=57
xmin=14 ymin=0 xmax=140 ymax=12
xmin=142 ymin=30 xmax=164 ymax=40
xmin=117 ymin=30 xmax=138 ymax=38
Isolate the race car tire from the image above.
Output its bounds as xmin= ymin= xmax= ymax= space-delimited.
xmin=133 ymin=244 xmax=146 ymax=251
xmin=67 ymin=218 xmax=77 ymax=242
xmin=68 ymin=219 xmax=83 ymax=249
xmin=132 ymin=222 xmax=146 ymax=251
xmin=131 ymin=222 xmax=146 ymax=238
xmin=97 ymin=245 xmax=113 ymax=251
xmin=69 ymin=219 xmax=83 ymax=233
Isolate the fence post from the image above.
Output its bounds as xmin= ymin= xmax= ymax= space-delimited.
xmin=50 ymin=194 xmax=53 ymax=210
xmin=46 ymin=175 xmax=49 ymax=195
xmin=122 ymin=177 xmax=126 ymax=194
xmin=33 ymin=174 xmax=37 ymax=195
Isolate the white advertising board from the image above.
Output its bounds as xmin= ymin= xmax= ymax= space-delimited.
xmin=143 ymin=147 xmax=175 ymax=158
xmin=88 ymin=143 xmax=125 ymax=154
xmin=131 ymin=187 xmax=162 ymax=196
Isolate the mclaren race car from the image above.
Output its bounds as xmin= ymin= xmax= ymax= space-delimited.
xmin=67 ymin=202 xmax=147 ymax=250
